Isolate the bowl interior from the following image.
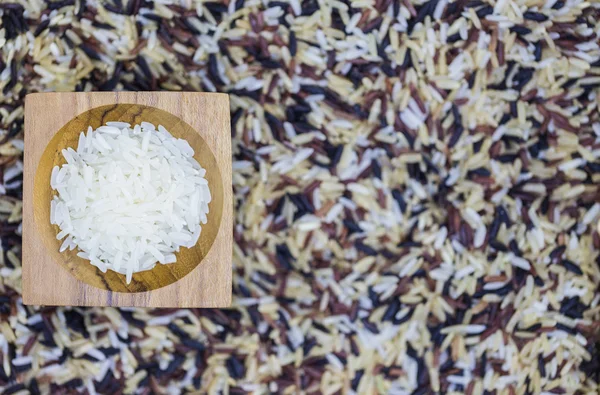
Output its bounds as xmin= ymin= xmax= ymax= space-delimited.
xmin=33 ymin=104 xmax=224 ymax=293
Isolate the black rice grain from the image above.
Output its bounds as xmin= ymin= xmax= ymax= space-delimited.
xmin=524 ymin=11 xmax=548 ymax=22
xmin=276 ymin=243 xmax=296 ymax=270
xmin=355 ymin=241 xmax=377 ymax=256
xmin=510 ymin=25 xmax=532 ymax=35
xmin=351 ymin=369 xmax=364 ymax=390
xmin=559 ymin=259 xmax=583 ymax=275
xmin=226 ymin=356 xmax=245 ymax=379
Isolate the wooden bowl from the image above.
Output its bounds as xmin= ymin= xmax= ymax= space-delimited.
xmin=23 ymin=92 xmax=232 ymax=307
xmin=36 ymin=104 xmax=223 ymax=292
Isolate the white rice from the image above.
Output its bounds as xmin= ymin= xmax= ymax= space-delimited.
xmin=50 ymin=122 xmax=210 ymax=283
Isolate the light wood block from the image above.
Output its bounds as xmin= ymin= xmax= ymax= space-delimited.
xmin=23 ymin=92 xmax=232 ymax=307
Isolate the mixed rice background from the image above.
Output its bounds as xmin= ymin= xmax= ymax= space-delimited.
xmin=0 ymin=0 xmax=599 ymax=394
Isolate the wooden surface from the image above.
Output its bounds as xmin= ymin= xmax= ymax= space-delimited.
xmin=23 ymin=92 xmax=232 ymax=307
xmin=34 ymin=104 xmax=225 ymax=293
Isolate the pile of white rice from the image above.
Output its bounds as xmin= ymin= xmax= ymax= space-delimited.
xmin=50 ymin=121 xmax=211 ymax=283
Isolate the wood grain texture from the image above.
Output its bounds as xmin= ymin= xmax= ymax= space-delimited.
xmin=35 ymin=104 xmax=225 ymax=293
xmin=23 ymin=92 xmax=232 ymax=307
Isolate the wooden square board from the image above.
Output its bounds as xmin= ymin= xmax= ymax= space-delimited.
xmin=23 ymin=92 xmax=232 ymax=307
